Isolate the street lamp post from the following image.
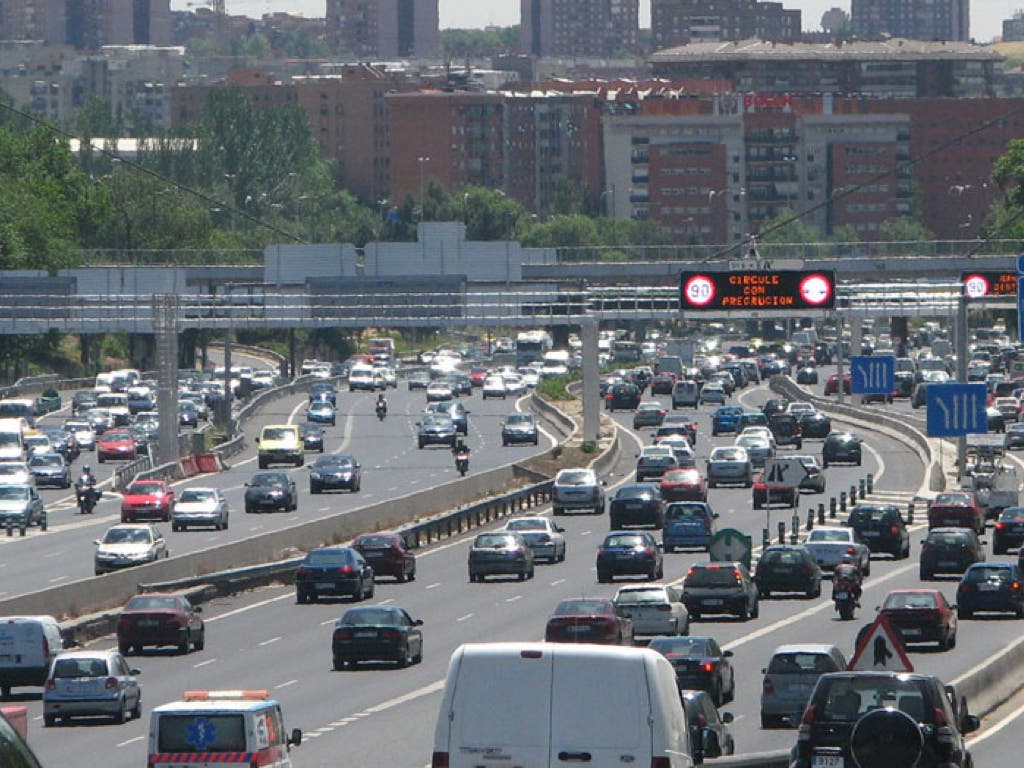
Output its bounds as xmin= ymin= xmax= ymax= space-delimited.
xmin=418 ymin=156 xmax=430 ymax=222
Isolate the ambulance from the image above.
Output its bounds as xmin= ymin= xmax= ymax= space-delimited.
xmin=148 ymin=690 xmax=302 ymax=767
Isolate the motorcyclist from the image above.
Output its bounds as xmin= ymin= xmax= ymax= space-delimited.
xmin=375 ymin=393 xmax=387 ymax=415
xmin=76 ymin=465 xmax=96 ymax=488
xmin=74 ymin=466 xmax=98 ymax=512
xmin=832 ymin=554 xmax=863 ymax=606
xmin=452 ymin=438 xmax=470 ymax=457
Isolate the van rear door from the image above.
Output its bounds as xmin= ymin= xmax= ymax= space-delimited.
xmin=447 ymin=649 xmax=552 ymax=768
xmin=550 ymin=651 xmax=652 ymax=768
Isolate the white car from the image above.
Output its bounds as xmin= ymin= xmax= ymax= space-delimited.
xmin=63 ymin=420 xmax=96 ymax=451
xmin=503 ymin=517 xmax=566 ymax=562
xmin=0 ymin=461 xmax=33 ymax=486
xmin=93 ymin=524 xmax=168 ymax=575
xmin=375 ymin=366 xmax=398 ymax=389
xmin=739 ymin=426 xmax=777 ymax=449
xmin=785 ymin=402 xmax=816 ymax=417
xmin=426 ymin=382 xmax=454 ymax=402
xmin=502 ymin=374 xmax=527 ymax=395
xmin=657 ymin=435 xmax=696 ymax=467
xmin=735 ymin=434 xmax=774 ymax=468
xmin=482 ymin=376 xmax=507 ymax=400
xmin=613 ymin=584 xmax=689 ymax=637
xmin=23 ymin=434 xmax=52 ymax=455
xmin=517 ymin=367 xmax=540 ymax=388
xmin=172 ymin=487 xmax=229 ymax=532
xmin=803 ymin=527 xmax=871 ymax=574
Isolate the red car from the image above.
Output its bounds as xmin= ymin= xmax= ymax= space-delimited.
xmin=752 ymin=471 xmax=799 ymax=510
xmin=121 ymin=479 xmax=175 ymax=522
xmin=823 ymin=373 xmax=851 ymax=396
xmin=660 ymin=468 xmax=708 ymax=502
xmin=469 ymin=367 xmax=489 ymax=387
xmin=544 ymin=597 xmax=633 ymax=645
xmin=116 ymin=592 xmax=205 ymax=655
xmin=352 ymin=532 xmax=417 ymax=582
xmin=873 ymin=588 xmax=957 ymax=651
xmin=927 ymin=490 xmax=984 ymax=535
xmin=96 ymin=428 xmax=137 ymax=463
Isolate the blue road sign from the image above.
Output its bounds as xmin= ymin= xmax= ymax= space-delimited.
xmin=926 ymin=383 xmax=988 ymax=437
xmin=850 ymin=355 xmax=895 ymax=395
xmin=1017 ymin=254 xmax=1024 ymax=342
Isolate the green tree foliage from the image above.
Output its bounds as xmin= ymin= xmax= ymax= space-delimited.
xmin=879 ymin=217 xmax=935 ymax=242
xmin=74 ymin=96 xmax=122 ymax=138
xmin=989 ymin=138 xmax=1024 ymax=241
xmin=270 ymin=28 xmax=329 ymax=58
xmin=757 ymin=207 xmax=822 ymax=243
xmin=440 ymin=27 xmax=519 ymax=60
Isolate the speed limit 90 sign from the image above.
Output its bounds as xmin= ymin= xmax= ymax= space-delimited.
xmin=682 ymin=275 xmax=716 ymax=307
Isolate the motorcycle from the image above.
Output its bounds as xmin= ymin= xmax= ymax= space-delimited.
xmin=833 ymin=580 xmax=858 ymax=621
xmin=376 ymin=402 xmax=387 ymax=421
xmin=455 ymin=451 xmax=470 ymax=477
xmin=75 ymin=481 xmax=99 ymax=514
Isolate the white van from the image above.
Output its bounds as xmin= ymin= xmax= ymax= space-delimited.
xmin=347 ymin=365 xmax=380 ymax=392
xmin=0 ymin=616 xmax=64 ymax=698
xmin=0 ymin=418 xmax=26 ymax=461
xmin=149 ymin=690 xmax=301 ymax=768
xmin=0 ymin=400 xmax=35 ymax=429
xmin=432 ymin=643 xmax=694 ymax=768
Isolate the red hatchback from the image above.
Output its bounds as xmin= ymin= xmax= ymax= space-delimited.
xmin=96 ymin=428 xmax=136 ymax=463
xmin=121 ymin=480 xmax=175 ymax=522
xmin=660 ymin=468 xmax=708 ymax=502
xmin=824 ymin=373 xmax=851 ymax=396
xmin=875 ymin=589 xmax=958 ymax=651
xmin=352 ymin=533 xmax=417 ymax=582
xmin=928 ymin=491 xmax=985 ymax=535
xmin=544 ymin=597 xmax=633 ymax=645
xmin=116 ymin=593 xmax=205 ymax=655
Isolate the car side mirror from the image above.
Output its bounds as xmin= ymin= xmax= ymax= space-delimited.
xmin=93 ymin=539 xmax=100 ymax=546
xmin=254 ymin=437 xmax=259 ymax=444
xmin=721 ymin=711 xmax=734 ymax=724
xmin=723 ymin=650 xmax=733 ymax=657
xmin=556 ymin=526 xmax=565 ymax=533
xmin=602 ymin=480 xmax=607 ymax=486
xmin=414 ymin=619 xmax=424 ymax=626
xmin=288 ymin=728 xmax=302 ymax=747
xmin=963 ymin=714 xmax=980 ymax=733
xmin=712 ymin=513 xmax=720 ymax=519
xmin=130 ymin=668 xmax=141 ymax=675
xmin=951 ymin=603 xmax=957 ymax=610
xmin=193 ymin=606 xmax=202 ymax=613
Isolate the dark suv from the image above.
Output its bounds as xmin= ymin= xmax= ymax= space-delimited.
xmin=683 ymin=562 xmax=759 ymax=621
xmin=791 ymin=672 xmax=978 ymax=768
xmin=754 ymin=545 xmax=822 ymax=598
xmin=919 ymin=527 xmax=985 ymax=580
xmin=846 ymin=503 xmax=910 ymax=559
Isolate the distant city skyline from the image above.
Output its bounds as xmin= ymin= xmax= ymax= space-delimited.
xmin=169 ymin=0 xmax=1010 ymax=43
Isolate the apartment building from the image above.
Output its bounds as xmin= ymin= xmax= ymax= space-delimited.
xmin=521 ymin=0 xmax=639 ymax=58
xmin=0 ymin=0 xmax=170 ymax=47
xmin=325 ymin=0 xmax=438 ymax=58
xmin=851 ymin=0 xmax=969 ymax=43
xmin=651 ymin=0 xmax=801 ymax=51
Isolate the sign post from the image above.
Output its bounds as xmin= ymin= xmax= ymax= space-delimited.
xmin=1017 ymin=255 xmax=1024 ymax=342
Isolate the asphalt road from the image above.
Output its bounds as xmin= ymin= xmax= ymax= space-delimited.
xmin=22 ymin=374 xmax=992 ymax=768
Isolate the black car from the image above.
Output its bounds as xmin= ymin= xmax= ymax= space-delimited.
xmin=296 ymin=546 xmax=374 ymax=603
xmin=448 ymin=373 xmax=473 ymax=397
xmin=790 ymin=672 xmax=978 ymax=768
xmin=244 ymin=471 xmax=298 ymax=513
xmin=767 ymin=413 xmax=802 ymax=449
xmin=795 ymin=366 xmax=818 ymax=385
xmin=1004 ymin=425 xmax=1024 ymax=451
xmin=648 ymin=636 xmax=735 ymax=706
xmin=650 ymin=372 xmax=677 ymax=395
xmin=680 ymin=689 xmax=735 ymax=764
xmin=754 ymin=545 xmax=822 ymax=598
xmin=822 ymin=431 xmax=862 ymax=467
xmin=501 ymin=412 xmax=539 ymax=445
xmin=596 ymin=531 xmax=663 ymax=582
xmin=798 ymin=412 xmax=832 ymax=439
xmin=682 ymin=562 xmax=759 ymax=620
xmin=920 ymin=527 xmax=984 ymax=580
xmin=309 ymin=454 xmax=361 ymax=493
xmin=635 ymin=449 xmax=679 ymax=482
xmin=468 ymin=531 xmax=535 ymax=582
xmin=416 ymin=414 xmax=457 ymax=449
xmin=762 ymin=398 xmax=789 ymax=417
xmin=299 ymin=423 xmax=325 ymax=452
xmin=606 ymin=383 xmax=642 ymax=411
xmin=633 ymin=402 xmax=668 ymax=429
xmin=993 ymin=506 xmax=1024 ymax=554
xmin=957 ymin=562 xmax=1024 ymax=619
xmin=407 ymin=371 xmax=431 ymax=390
xmin=331 ymin=605 xmax=423 ymax=670
xmin=609 ymin=484 xmax=665 ymax=530
xmin=894 ymin=370 xmax=915 ymax=397
xmin=846 ymin=503 xmax=910 ymax=559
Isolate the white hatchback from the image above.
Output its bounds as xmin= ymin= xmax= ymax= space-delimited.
xmin=613 ymin=584 xmax=689 ymax=637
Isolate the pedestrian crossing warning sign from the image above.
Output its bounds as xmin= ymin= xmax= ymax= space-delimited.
xmin=848 ymin=615 xmax=913 ymax=673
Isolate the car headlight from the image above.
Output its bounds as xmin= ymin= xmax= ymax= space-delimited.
xmin=310 ymin=472 xmax=322 ymax=479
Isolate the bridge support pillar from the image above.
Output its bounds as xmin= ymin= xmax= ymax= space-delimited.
xmin=154 ymin=294 xmax=180 ymax=466
xmin=849 ymin=316 xmax=863 ymax=407
xmin=581 ymin=317 xmax=601 ymax=446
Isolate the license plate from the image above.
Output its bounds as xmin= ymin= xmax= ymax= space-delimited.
xmin=812 ymin=756 xmax=843 ymax=768
xmin=834 ymin=592 xmax=849 ymax=599
xmin=944 ymin=519 xmax=959 ymax=526
xmin=617 ymin=554 xmax=635 ymax=561
xmin=902 ymin=628 xmax=921 ymax=637
xmin=939 ymin=561 xmax=957 ymax=567
xmin=355 ymin=631 xmax=376 ymax=638
xmin=315 ymin=582 xmax=333 ymax=590
xmin=703 ymin=599 xmax=723 ymax=606
xmin=861 ymin=531 xmax=879 ymax=537
xmin=138 ymin=619 xmax=159 ymax=627
xmin=979 ymin=583 xmax=999 ymax=591
xmin=567 ymin=626 xmax=590 ymax=633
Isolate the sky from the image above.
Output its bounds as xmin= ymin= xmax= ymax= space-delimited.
xmin=171 ymin=0 xmax=1012 ymax=44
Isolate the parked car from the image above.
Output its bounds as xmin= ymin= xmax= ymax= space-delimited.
xmin=596 ymin=530 xmax=663 ymax=583
xmin=500 ymin=412 xmax=539 ymax=446
xmin=42 ymin=650 xmax=141 ymax=726
xmin=760 ymin=644 xmax=847 ymax=729
xmin=707 ymin=446 xmax=753 ymax=487
xmin=920 ymin=527 xmax=986 ymax=579
xmin=544 ymin=597 xmax=633 ymax=645
xmin=613 ymin=583 xmax=689 ymax=637
xmin=754 ymin=545 xmax=822 ymax=599
xmin=331 ymin=605 xmax=423 ymax=670
xmin=308 ymin=454 xmax=361 ymax=493
xmin=648 ymin=635 xmax=735 ymax=706
xmin=682 ymin=689 xmax=735 ymax=764
xmin=821 ymin=431 xmax=862 ymax=467
xmin=171 ymin=487 xmax=228 ymax=531
xmin=352 ymin=532 xmax=416 ymax=582
xmin=876 ymin=589 xmax=958 ymax=650
xmin=956 ymin=562 xmax=1024 ymax=619
xmin=993 ymin=506 xmax=1024 ymax=554
xmin=683 ymin=562 xmax=759 ymax=621
xmin=116 ymin=592 xmax=204 ymax=655
xmin=609 ymin=483 xmax=665 ymax=529
xmin=93 ymin=524 xmax=167 ymax=575
xmin=120 ymin=479 xmax=175 ymax=523
xmin=295 ymin=546 xmax=375 ymax=603
xmin=468 ymin=531 xmax=534 ymax=582
xmin=244 ymin=471 xmax=297 ymax=513
xmin=551 ymin=467 xmax=605 ymax=515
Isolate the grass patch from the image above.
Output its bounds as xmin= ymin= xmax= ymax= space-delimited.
xmin=536 ymin=371 xmax=582 ymax=400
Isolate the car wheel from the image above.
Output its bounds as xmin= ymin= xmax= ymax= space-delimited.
xmin=245 ymin=505 xmax=254 ymax=514
xmin=761 ymin=713 xmax=783 ymax=729
xmin=193 ymin=631 xmax=205 ymax=651
xmin=553 ymin=507 xmax=563 ymax=516
xmin=751 ymin=599 xmax=760 ymax=619
xmin=759 ymin=589 xmax=770 ymax=599
xmin=397 ymin=647 xmax=410 ymax=669
xmin=43 ymin=713 xmax=56 ymax=728
xmin=597 ymin=571 xmax=611 ymax=584
xmin=296 ymin=590 xmax=307 ymax=604
xmin=333 ymin=657 xmax=345 ymax=671
xmin=171 ymin=523 xmax=180 ymax=532
xmin=397 ymin=567 xmax=407 ymax=583
xmin=958 ymin=607 xmax=972 ymax=620
xmin=920 ymin=568 xmax=931 ymax=581
xmin=862 ymin=560 xmax=871 ymax=577
xmin=119 ymin=641 xmax=131 ymax=655
xmin=664 ymin=544 xmax=674 ymax=554
xmin=517 ymin=570 xmax=527 ymax=582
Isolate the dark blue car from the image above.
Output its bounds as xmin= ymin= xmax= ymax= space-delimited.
xmin=662 ymin=501 xmax=717 ymax=553
xmin=956 ymin=562 xmax=1024 ymax=619
xmin=711 ymin=405 xmax=745 ymax=436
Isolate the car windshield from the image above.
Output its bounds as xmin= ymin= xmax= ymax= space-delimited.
xmin=356 ymin=535 xmax=396 ymax=550
xmin=616 ymin=486 xmax=657 ymax=500
xmin=103 ymin=528 xmax=152 ymax=544
xmin=768 ymin=653 xmax=838 ymax=675
xmin=556 ymin=470 xmax=595 ymax=485
xmin=650 ymin=638 xmax=710 ymax=656
xmin=965 ymin=566 xmax=1013 ymax=583
xmin=817 ymin=677 xmax=932 ymax=723
xmin=849 ymin=506 xmax=895 ymax=524
xmin=711 ymin=448 xmax=745 ymax=461
xmin=251 ymin=474 xmax=287 ymax=488
xmin=603 ymin=534 xmax=647 ymax=549
xmin=737 ymin=436 xmax=768 ymax=448
xmin=666 ymin=503 xmax=708 ymax=520
xmin=52 ymin=658 xmax=110 ymax=679
xmin=763 ymin=549 xmax=807 ymax=565
xmin=0 ymin=487 xmax=29 ymax=501
xmin=686 ymin=567 xmax=741 ymax=587
xmin=505 ymin=414 xmax=533 ymax=425
xmin=999 ymin=509 xmax=1024 ymax=522
xmin=305 ymin=549 xmax=354 ymax=566
xmin=616 ymin=589 xmax=668 ymax=604
xmin=506 ymin=519 xmax=546 ymax=532
xmin=29 ymin=455 xmax=61 ymax=467
xmin=316 ymin=457 xmax=353 ymax=468
xmin=935 ymin=493 xmax=971 ymax=506
xmin=126 ymin=595 xmax=178 ymax=611
xmin=127 ymin=482 xmax=163 ymax=495
xmin=262 ymin=428 xmax=296 ymax=442
xmin=883 ymin=592 xmax=938 ymax=610
xmin=103 ymin=430 xmax=131 ymax=441
xmin=339 ymin=608 xmax=399 ymax=626
xmin=475 ymin=534 xmax=517 ymax=549
xmin=927 ymin=531 xmax=971 ymax=546
xmin=809 ymin=529 xmax=851 ymax=542
xmin=554 ymin=599 xmax=611 ymax=615
xmin=178 ymin=490 xmax=214 ymax=504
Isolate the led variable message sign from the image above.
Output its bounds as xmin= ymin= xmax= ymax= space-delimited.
xmin=679 ymin=270 xmax=836 ymax=311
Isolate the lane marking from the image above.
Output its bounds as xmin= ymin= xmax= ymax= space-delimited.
xmin=274 ymin=679 xmax=298 ymax=689
xmin=425 ymin=582 xmax=441 ymax=589
xmin=117 ymin=736 xmax=145 ymax=748
xmin=505 ymin=595 xmax=522 ymax=603
xmin=193 ymin=658 xmax=217 ymax=668
xmin=969 ymin=697 xmax=1024 ymax=744
xmin=258 ymin=636 xmax=281 ymax=646
xmin=206 ymin=592 xmax=293 ymax=622
xmin=456 ymin=613 xmax=474 ymax=622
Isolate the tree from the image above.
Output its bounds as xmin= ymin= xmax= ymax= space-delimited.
xmin=757 ymin=208 xmax=822 ymax=243
xmin=878 ymin=217 xmax=935 ymax=242
xmin=73 ymin=96 xmax=122 ymax=139
xmin=821 ymin=8 xmax=851 ymax=38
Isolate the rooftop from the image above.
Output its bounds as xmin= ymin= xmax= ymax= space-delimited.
xmin=650 ymin=38 xmax=1004 ymax=64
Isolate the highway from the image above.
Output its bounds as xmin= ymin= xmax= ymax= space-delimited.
xmin=23 ymin=371 xmax=1013 ymax=768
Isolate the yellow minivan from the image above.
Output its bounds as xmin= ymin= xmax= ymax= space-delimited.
xmin=257 ymin=424 xmax=303 ymax=469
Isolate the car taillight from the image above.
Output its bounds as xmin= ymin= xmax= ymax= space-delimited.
xmin=432 ymin=753 xmax=450 ymax=768
xmin=651 ymin=758 xmax=672 ymax=768
xmin=297 ymin=567 xmax=312 ymax=575
xmin=763 ymin=678 xmax=774 ymax=696
xmin=1013 ymin=581 xmax=1021 ymax=591
xmin=921 ymin=543 xmax=932 ymax=554
xmin=958 ymin=582 xmax=971 ymax=593
xmin=996 ymin=522 xmax=1007 ymax=530
xmin=537 ymin=534 xmax=551 ymax=544
xmin=657 ymin=604 xmax=672 ymax=612
xmin=334 ymin=629 xmax=352 ymax=640
xmin=644 ymin=547 xmax=656 ymax=556
xmin=846 ymin=546 xmax=856 ymax=555
xmin=797 ymin=704 xmax=816 ymax=741
xmin=338 ymin=565 xmax=355 ymax=574
xmin=891 ymin=525 xmax=900 ymax=536
xmin=381 ymin=630 xmax=402 ymax=640
xmin=701 ymin=662 xmax=714 ymax=673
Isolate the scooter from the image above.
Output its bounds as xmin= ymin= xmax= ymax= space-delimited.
xmin=833 ymin=581 xmax=858 ymax=621
xmin=455 ymin=451 xmax=470 ymax=477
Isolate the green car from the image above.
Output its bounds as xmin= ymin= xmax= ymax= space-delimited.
xmin=34 ymin=388 xmax=61 ymax=415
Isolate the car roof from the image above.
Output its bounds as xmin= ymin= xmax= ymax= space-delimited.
xmin=770 ymin=643 xmax=840 ymax=655
xmin=53 ymin=649 xmax=120 ymax=660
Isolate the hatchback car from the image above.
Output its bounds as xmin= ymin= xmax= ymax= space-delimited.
xmin=633 ymin=401 xmax=668 ymax=429
xmin=352 ymin=532 xmax=416 ymax=582
xmin=552 ymin=467 xmax=605 ymax=515
xmin=760 ymin=644 xmax=847 ymax=728
xmin=659 ymin=468 xmax=707 ymax=502
xmin=683 ymin=562 xmax=759 ymax=621
xmin=468 ymin=531 xmax=535 ymax=582
xmin=27 ymin=452 xmax=70 ymax=489
xmin=502 ymin=516 xmax=566 ymax=563
xmin=426 ymin=400 xmax=470 ymax=435
xmin=956 ymin=562 xmax=1024 ymax=619
xmin=299 ymin=423 xmax=325 ymax=452
xmin=171 ymin=487 xmax=228 ymax=531
xmin=613 ymin=584 xmax=689 ymax=637
xmin=425 ymin=382 xmax=454 ymax=402
xmin=635 ymin=445 xmax=678 ymax=482
xmin=711 ymin=405 xmax=744 ymax=436
xmin=0 ymin=484 xmax=45 ymax=536
xmin=755 ymin=545 xmax=822 ymax=598
xmin=1004 ymin=423 xmax=1024 ymax=450
xmin=707 ymin=446 xmax=753 ymax=487
xmin=846 ymin=503 xmax=910 ymax=559
xmin=993 ymin=506 xmax=1024 ymax=554
xmin=596 ymin=530 xmax=663 ymax=582
xmin=416 ymin=413 xmax=457 ymax=449
xmin=876 ymin=589 xmax=957 ymax=650
xmin=42 ymin=650 xmax=140 ymax=726
xmin=308 ymin=454 xmax=362 ymax=493
xmin=682 ymin=689 xmax=735 ymax=764
xmin=306 ymin=400 xmax=336 ymax=426
xmin=544 ymin=597 xmax=633 ymax=645
xmin=663 ymin=502 xmax=718 ymax=553
xmin=920 ymin=527 xmax=985 ymax=579
xmin=120 ymin=479 xmax=174 ymax=523
xmin=481 ymin=376 xmax=507 ymax=399
xmin=735 ymin=434 xmax=774 ymax=468
xmin=295 ymin=546 xmax=375 ymax=603
xmin=798 ymin=412 xmax=832 ymax=440
xmin=606 ymin=382 xmax=642 ymax=411
xmin=244 ymin=471 xmax=297 ymax=513
xmin=331 ymin=606 xmax=423 ymax=670
xmin=609 ymin=484 xmax=665 ymax=529
xmin=501 ymin=412 xmax=539 ymax=445
xmin=96 ymin=428 xmax=136 ymax=463
xmin=822 ymin=431 xmax=863 ymax=467
xmin=648 ymin=636 xmax=735 ymax=706
xmin=93 ymin=524 xmax=167 ymax=575
xmin=116 ymin=592 xmax=204 ymax=655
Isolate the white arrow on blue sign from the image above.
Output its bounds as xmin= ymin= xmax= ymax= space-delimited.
xmin=850 ymin=355 xmax=894 ymax=395
xmin=926 ymin=383 xmax=988 ymax=437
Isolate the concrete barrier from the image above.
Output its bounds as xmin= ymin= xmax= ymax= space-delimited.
xmin=951 ymin=631 xmax=1024 ymax=719
xmin=528 ymin=392 xmax=577 ymax=441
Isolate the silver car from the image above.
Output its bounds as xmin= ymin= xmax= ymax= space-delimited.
xmin=0 ymin=483 xmax=45 ymax=531
xmin=759 ymin=643 xmax=847 ymax=729
xmin=94 ymin=524 xmax=168 ymax=575
xmin=706 ymin=446 xmax=753 ymax=488
xmin=43 ymin=649 xmax=141 ymax=726
xmin=803 ymin=526 xmax=871 ymax=574
xmin=503 ymin=516 xmax=566 ymax=562
xmin=552 ymin=468 xmax=605 ymax=515
xmin=0 ymin=461 xmax=33 ymax=486
xmin=735 ymin=434 xmax=774 ymax=468
xmin=63 ymin=420 xmax=97 ymax=451
xmin=172 ymin=487 xmax=229 ymax=532
xmin=613 ymin=584 xmax=689 ymax=637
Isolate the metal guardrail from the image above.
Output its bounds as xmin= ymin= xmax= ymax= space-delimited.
xmin=113 ymin=456 xmax=153 ymax=491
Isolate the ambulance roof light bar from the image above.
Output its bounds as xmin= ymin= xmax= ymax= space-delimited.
xmin=182 ymin=690 xmax=270 ymax=701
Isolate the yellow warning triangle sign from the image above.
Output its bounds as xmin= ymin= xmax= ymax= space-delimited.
xmin=847 ymin=615 xmax=914 ymax=673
